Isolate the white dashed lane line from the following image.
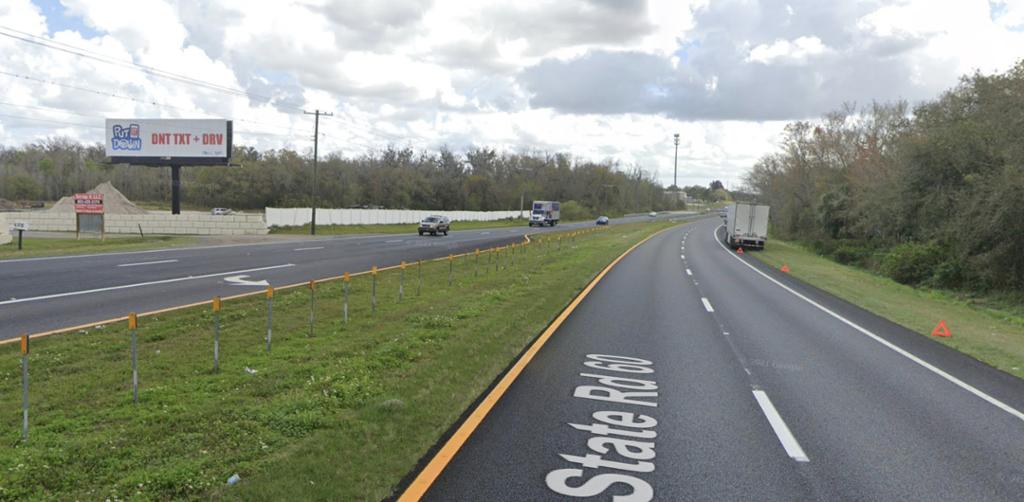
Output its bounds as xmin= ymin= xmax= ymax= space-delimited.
xmin=117 ymin=259 xmax=178 ymax=267
xmin=753 ymin=390 xmax=810 ymax=462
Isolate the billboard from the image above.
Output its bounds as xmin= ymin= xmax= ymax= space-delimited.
xmin=105 ymin=119 xmax=232 ymax=166
xmin=74 ymin=193 xmax=104 ymax=214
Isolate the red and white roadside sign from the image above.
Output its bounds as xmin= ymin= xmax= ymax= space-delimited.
xmin=74 ymin=193 xmax=104 ymax=214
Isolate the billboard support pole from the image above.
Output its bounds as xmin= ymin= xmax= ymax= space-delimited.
xmin=171 ymin=165 xmax=181 ymax=215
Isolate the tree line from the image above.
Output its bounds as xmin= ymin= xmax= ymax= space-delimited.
xmin=744 ymin=60 xmax=1024 ymax=292
xmin=0 ymin=142 xmax=677 ymax=218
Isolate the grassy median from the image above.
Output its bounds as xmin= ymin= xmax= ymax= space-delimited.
xmin=753 ymin=239 xmax=1024 ymax=376
xmin=0 ymin=235 xmax=195 ymax=260
xmin=0 ymin=220 xmax=676 ymax=501
xmin=269 ymin=218 xmax=533 ymax=236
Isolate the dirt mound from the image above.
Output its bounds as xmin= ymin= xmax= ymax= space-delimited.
xmin=49 ymin=182 xmax=149 ymax=215
xmin=0 ymin=198 xmax=18 ymax=210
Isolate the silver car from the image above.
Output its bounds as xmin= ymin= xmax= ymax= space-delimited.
xmin=418 ymin=215 xmax=450 ymax=236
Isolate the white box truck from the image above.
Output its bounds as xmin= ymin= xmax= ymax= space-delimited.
xmin=529 ymin=201 xmax=560 ymax=226
xmin=725 ymin=203 xmax=770 ymax=249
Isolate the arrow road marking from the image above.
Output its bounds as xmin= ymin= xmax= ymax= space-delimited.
xmin=0 ymin=264 xmax=294 ymax=306
xmin=224 ymin=275 xmax=270 ymax=287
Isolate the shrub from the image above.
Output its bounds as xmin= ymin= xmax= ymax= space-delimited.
xmin=880 ymin=242 xmax=945 ymax=285
xmin=559 ymin=200 xmax=594 ymax=221
xmin=831 ymin=244 xmax=871 ymax=265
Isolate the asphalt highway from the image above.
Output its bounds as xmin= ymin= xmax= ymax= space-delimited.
xmin=420 ymin=217 xmax=1024 ymax=501
xmin=0 ymin=212 xmax=692 ymax=339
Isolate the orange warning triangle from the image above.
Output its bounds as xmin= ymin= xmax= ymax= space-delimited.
xmin=736 ymin=247 xmax=744 ymax=254
xmin=931 ymin=320 xmax=951 ymax=337
xmin=781 ymin=264 xmax=790 ymax=273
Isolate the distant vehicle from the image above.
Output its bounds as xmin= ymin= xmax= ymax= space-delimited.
xmin=529 ymin=201 xmax=560 ymax=227
xmin=211 ymin=207 xmax=233 ymax=215
xmin=724 ymin=203 xmax=770 ymax=249
xmin=596 ymin=216 xmax=610 ymax=225
xmin=648 ymin=211 xmax=657 ymax=218
xmin=418 ymin=215 xmax=450 ymax=236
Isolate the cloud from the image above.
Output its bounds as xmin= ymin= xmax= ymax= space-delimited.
xmin=746 ymin=36 xmax=831 ymax=64
xmin=519 ymin=0 xmax=1024 ymax=121
xmin=2 ymin=0 xmax=1024 ymax=191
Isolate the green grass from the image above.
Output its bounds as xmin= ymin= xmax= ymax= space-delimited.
xmin=0 ymin=221 xmax=678 ymax=501
xmin=0 ymin=236 xmax=196 ymax=260
xmin=269 ymin=218 xmax=539 ymax=236
xmin=753 ymin=239 xmax=1024 ymax=376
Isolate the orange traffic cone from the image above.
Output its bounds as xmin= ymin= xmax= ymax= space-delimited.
xmin=931 ymin=320 xmax=951 ymax=337
xmin=781 ymin=264 xmax=790 ymax=273
xmin=736 ymin=247 xmax=744 ymax=255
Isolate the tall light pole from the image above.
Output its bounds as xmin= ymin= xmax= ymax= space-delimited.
xmin=673 ymin=133 xmax=680 ymax=193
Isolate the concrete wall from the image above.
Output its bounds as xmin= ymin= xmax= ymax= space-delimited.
xmin=0 ymin=213 xmax=10 ymax=245
xmin=0 ymin=211 xmax=268 ymax=235
xmin=266 ymin=207 xmax=523 ymax=227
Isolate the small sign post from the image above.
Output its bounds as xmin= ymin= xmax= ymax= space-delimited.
xmin=12 ymin=221 xmax=27 ymax=250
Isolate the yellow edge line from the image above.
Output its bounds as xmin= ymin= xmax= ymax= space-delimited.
xmin=0 ymin=232 xmax=556 ymax=346
xmin=397 ymin=224 xmax=675 ymax=501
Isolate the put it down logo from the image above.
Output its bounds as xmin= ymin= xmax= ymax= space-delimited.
xmin=111 ymin=123 xmax=142 ymax=151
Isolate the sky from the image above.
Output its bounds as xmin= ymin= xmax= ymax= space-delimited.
xmin=1 ymin=0 xmax=1023 ymax=189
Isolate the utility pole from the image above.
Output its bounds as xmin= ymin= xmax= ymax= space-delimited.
xmin=304 ymin=109 xmax=333 ymax=235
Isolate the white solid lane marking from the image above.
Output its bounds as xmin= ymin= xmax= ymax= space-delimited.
xmin=686 ymin=269 xmax=693 ymax=276
xmin=117 ymin=259 xmax=178 ymax=267
xmin=753 ymin=390 xmax=809 ymax=462
xmin=294 ymin=246 xmax=325 ymax=251
xmin=0 ymin=264 xmax=295 ymax=306
xmin=701 ymin=297 xmax=714 ymax=312
xmin=713 ymin=225 xmax=1024 ymax=423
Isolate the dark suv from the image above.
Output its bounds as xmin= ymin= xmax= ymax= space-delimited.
xmin=418 ymin=215 xmax=450 ymax=236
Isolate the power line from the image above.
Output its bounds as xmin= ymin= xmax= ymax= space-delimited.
xmin=0 ymin=112 xmax=104 ymax=130
xmin=0 ymin=72 xmax=302 ymax=137
xmin=0 ymin=25 xmax=303 ymax=112
xmin=0 ymin=100 xmax=97 ymax=119
xmin=0 ymin=105 xmax=305 ymax=142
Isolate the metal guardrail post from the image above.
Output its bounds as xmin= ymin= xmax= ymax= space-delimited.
xmin=213 ymin=297 xmax=221 ymax=373
xmin=266 ymin=287 xmax=274 ymax=352
xmin=21 ymin=334 xmax=29 ymax=442
xmin=308 ymin=280 xmax=316 ymax=337
xmin=129 ymin=313 xmax=139 ymax=404
xmin=343 ymin=272 xmax=350 ymax=323
xmin=371 ymin=266 xmax=378 ymax=314
xmin=399 ymin=261 xmax=406 ymax=302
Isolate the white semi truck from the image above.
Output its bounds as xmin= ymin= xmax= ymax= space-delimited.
xmin=725 ymin=203 xmax=770 ymax=249
xmin=528 ymin=201 xmax=560 ymax=227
